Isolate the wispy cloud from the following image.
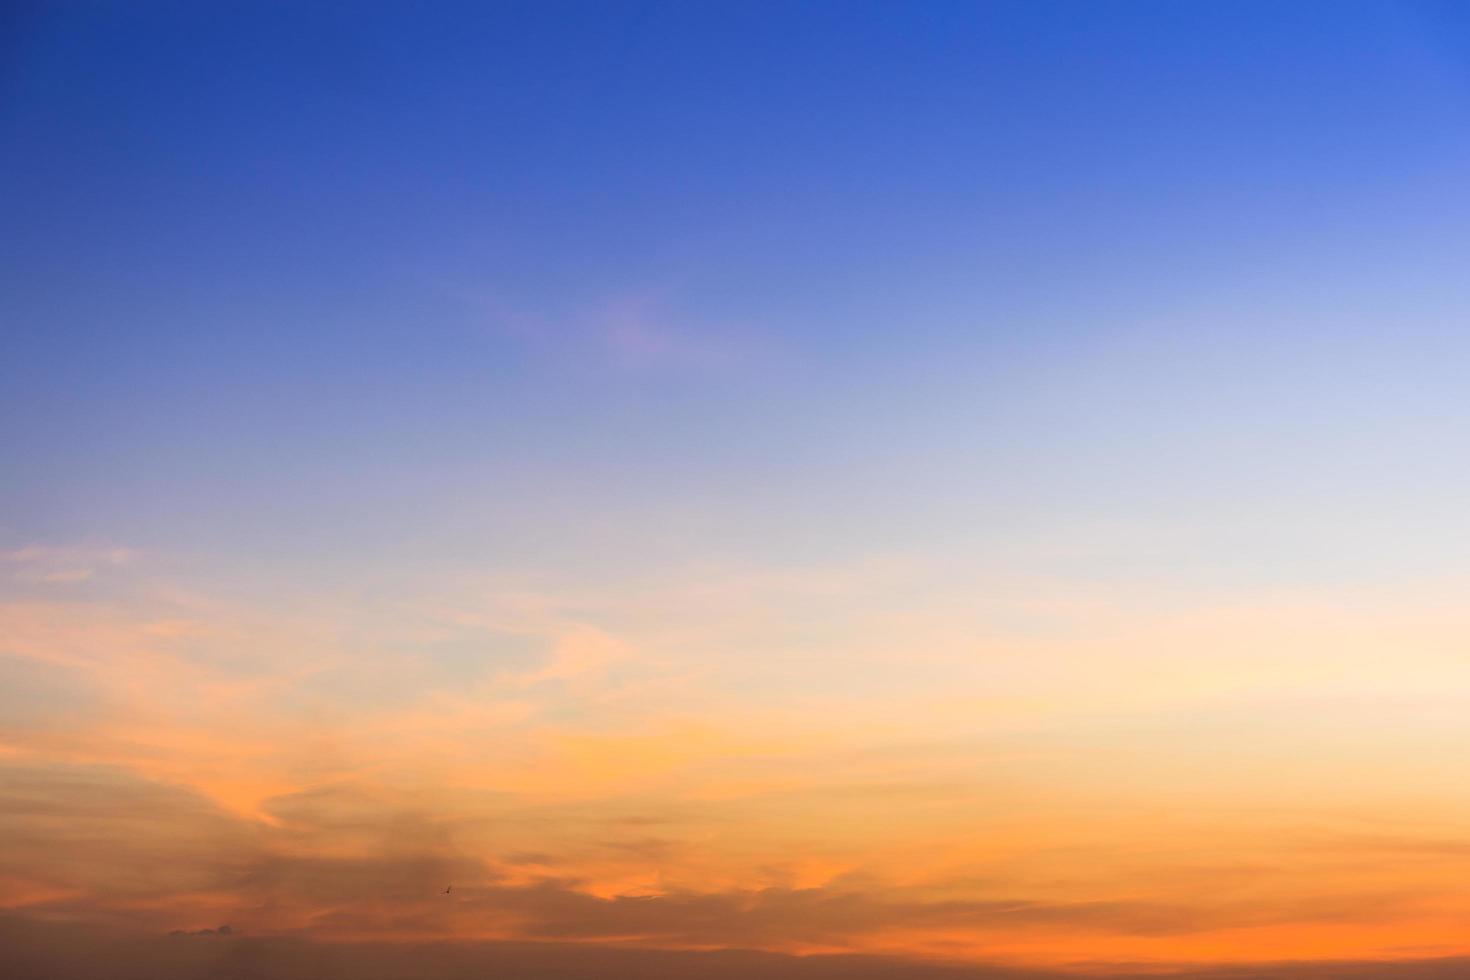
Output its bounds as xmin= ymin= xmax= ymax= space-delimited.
xmin=458 ymin=286 xmax=776 ymax=373
xmin=3 ymin=545 xmax=133 ymax=586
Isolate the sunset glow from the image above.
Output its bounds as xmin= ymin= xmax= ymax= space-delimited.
xmin=6 ymin=3 xmax=1470 ymax=978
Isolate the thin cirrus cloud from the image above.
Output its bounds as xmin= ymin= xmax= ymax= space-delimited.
xmin=457 ymin=287 xmax=777 ymax=374
xmin=3 ymin=546 xmax=133 ymax=586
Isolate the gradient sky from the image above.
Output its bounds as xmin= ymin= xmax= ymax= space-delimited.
xmin=6 ymin=2 xmax=1470 ymax=976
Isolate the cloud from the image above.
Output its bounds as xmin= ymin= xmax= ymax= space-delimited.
xmin=7 ymin=915 xmax=1470 ymax=980
xmin=170 ymin=924 xmax=233 ymax=936
xmin=594 ymin=293 xmax=760 ymax=371
xmin=0 ymin=760 xmax=1455 ymax=967
xmin=9 ymin=557 xmax=1470 ymax=970
xmin=463 ymin=286 xmax=772 ymax=373
xmin=0 ymin=762 xmax=262 ymax=908
xmin=2 ymin=545 xmax=132 ymax=586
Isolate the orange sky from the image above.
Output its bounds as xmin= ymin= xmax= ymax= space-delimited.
xmin=5 ymin=548 xmax=1470 ymax=975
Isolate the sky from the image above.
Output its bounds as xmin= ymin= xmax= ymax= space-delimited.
xmin=5 ymin=1 xmax=1470 ymax=976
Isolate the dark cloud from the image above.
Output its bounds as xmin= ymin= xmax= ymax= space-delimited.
xmin=236 ymin=852 xmax=494 ymax=908
xmin=6 ymin=916 xmax=1470 ymax=980
xmin=0 ymin=761 xmax=1447 ymax=961
xmin=0 ymin=763 xmax=261 ymax=904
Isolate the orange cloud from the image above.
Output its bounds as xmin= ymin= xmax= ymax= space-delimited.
xmin=8 ymin=553 xmax=1470 ymax=972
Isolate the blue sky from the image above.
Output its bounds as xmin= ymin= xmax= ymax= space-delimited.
xmin=6 ymin=0 xmax=1470 ymax=588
